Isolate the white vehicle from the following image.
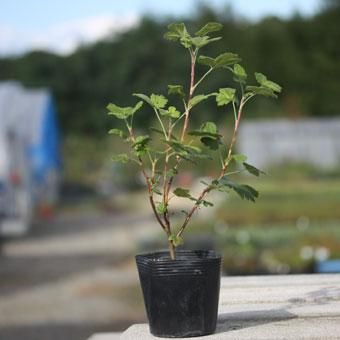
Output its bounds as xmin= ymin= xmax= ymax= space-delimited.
xmin=0 ymin=81 xmax=61 ymax=236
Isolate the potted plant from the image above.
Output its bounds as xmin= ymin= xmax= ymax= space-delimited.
xmin=107 ymin=21 xmax=281 ymax=338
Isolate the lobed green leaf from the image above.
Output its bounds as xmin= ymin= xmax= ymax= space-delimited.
xmin=160 ymin=106 xmax=180 ymax=119
xmin=108 ymin=128 xmax=127 ymax=139
xmin=215 ymin=176 xmax=259 ymax=202
xmin=190 ymin=36 xmax=222 ymax=48
xmin=201 ymin=200 xmax=214 ymax=207
xmin=165 ymin=140 xmax=212 ymax=162
xmin=215 ymin=52 xmax=241 ymax=67
xmin=243 ymin=162 xmax=265 ymax=176
xmin=232 ymin=154 xmax=248 ymax=163
xmin=189 ymin=122 xmax=221 ymax=150
xmin=189 ymin=94 xmax=210 ymax=108
xmin=107 ymin=101 xmax=143 ymax=119
xmin=150 ymin=94 xmax=168 ymax=109
xmin=132 ymin=135 xmax=150 ymax=156
xmin=233 ymin=64 xmax=247 ymax=83
xmin=195 ymin=22 xmax=223 ymax=36
xmin=197 ymin=55 xmax=216 ymax=68
xmin=255 ymin=72 xmax=282 ymax=93
xmin=173 ymin=187 xmax=192 ymax=198
xmin=216 ymin=88 xmax=235 ymax=106
xmin=164 ymin=23 xmax=189 ymax=41
xmin=168 ymin=84 xmax=185 ymax=97
xmin=246 ymin=85 xmax=277 ymax=98
xmin=133 ymin=93 xmax=152 ymax=106
xmin=164 ymin=23 xmax=192 ymax=49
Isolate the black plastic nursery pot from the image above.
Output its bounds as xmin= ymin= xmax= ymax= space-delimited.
xmin=136 ymin=250 xmax=222 ymax=338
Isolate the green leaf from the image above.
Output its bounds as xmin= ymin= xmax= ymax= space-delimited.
xmin=255 ymin=72 xmax=282 ymax=93
xmin=201 ymin=121 xmax=217 ymax=134
xmin=166 ymin=168 xmax=178 ymax=177
xmin=200 ymin=137 xmax=219 ymax=150
xmin=168 ymin=234 xmax=184 ymax=247
xmin=156 ymin=202 xmax=167 ymax=214
xmin=190 ymin=36 xmax=221 ymax=48
xmin=165 ymin=140 xmax=212 ymax=163
xmin=200 ymin=121 xmax=220 ymax=150
xmin=132 ymin=135 xmax=150 ymax=156
xmin=189 ymin=94 xmax=209 ymax=108
xmin=189 ymin=122 xmax=221 ymax=150
xmin=150 ymin=94 xmax=168 ymax=109
xmin=173 ymin=187 xmax=191 ymax=198
xmin=164 ymin=23 xmax=189 ymax=41
xmin=107 ymin=101 xmax=143 ymax=119
xmin=246 ymin=86 xmax=277 ymax=98
xmin=160 ymin=106 xmax=180 ymax=119
xmin=189 ymin=122 xmax=221 ymax=138
xmin=108 ymin=128 xmax=127 ymax=138
xmin=243 ymin=162 xmax=265 ymax=177
xmin=164 ymin=23 xmax=192 ymax=48
xmin=255 ymin=72 xmax=267 ymax=85
xmin=202 ymin=200 xmax=214 ymax=207
xmin=232 ymin=154 xmax=247 ymax=163
xmin=215 ymin=52 xmax=241 ymax=67
xmin=133 ymin=93 xmax=152 ymax=106
xmin=112 ymin=154 xmax=129 ymax=163
xmin=197 ymin=55 xmax=216 ymax=68
xmin=233 ymin=64 xmax=247 ymax=83
xmin=151 ymin=185 xmax=162 ymax=196
xmin=168 ymin=84 xmax=185 ymax=97
xmin=217 ymin=176 xmax=259 ymax=202
xmin=195 ymin=22 xmax=223 ymax=36
xmin=134 ymin=93 xmax=168 ymax=109
xmin=198 ymin=52 xmax=241 ymax=69
xmin=216 ymin=88 xmax=235 ymax=106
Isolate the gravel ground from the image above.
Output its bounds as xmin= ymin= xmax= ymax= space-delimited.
xmin=0 ymin=209 xmax=152 ymax=340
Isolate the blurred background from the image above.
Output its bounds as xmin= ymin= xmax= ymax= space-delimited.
xmin=0 ymin=0 xmax=339 ymax=339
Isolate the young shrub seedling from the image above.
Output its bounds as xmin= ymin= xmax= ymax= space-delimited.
xmin=107 ymin=22 xmax=281 ymax=260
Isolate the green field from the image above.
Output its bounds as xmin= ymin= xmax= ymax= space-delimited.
xmin=190 ymin=176 xmax=340 ymax=274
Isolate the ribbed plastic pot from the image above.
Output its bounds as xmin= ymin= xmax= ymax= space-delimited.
xmin=136 ymin=250 xmax=222 ymax=338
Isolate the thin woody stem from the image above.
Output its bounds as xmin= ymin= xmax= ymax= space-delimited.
xmin=162 ymin=48 xmax=197 ymax=231
xmin=180 ymin=50 xmax=196 ymax=142
xmin=176 ymin=97 xmax=246 ymax=239
xmin=126 ymin=125 xmax=168 ymax=232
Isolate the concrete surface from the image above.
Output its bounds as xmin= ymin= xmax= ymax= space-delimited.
xmin=0 ymin=210 xmax=151 ymax=340
xmin=89 ymin=274 xmax=340 ymax=339
xmin=87 ymin=333 xmax=121 ymax=340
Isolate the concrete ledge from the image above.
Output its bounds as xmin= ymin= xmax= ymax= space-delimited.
xmin=87 ymin=333 xmax=120 ymax=340
xmin=89 ymin=274 xmax=340 ymax=339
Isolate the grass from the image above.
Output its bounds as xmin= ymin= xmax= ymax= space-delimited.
xmin=188 ymin=174 xmax=340 ymax=274
xmin=215 ymin=177 xmax=340 ymax=225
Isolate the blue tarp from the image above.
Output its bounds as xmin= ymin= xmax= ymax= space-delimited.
xmin=29 ymin=94 xmax=61 ymax=183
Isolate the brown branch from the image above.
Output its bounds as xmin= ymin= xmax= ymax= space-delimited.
xmin=180 ymin=51 xmax=196 ymax=142
xmin=159 ymin=49 xmax=197 ymax=241
xmin=176 ymin=97 xmax=246 ymax=239
xmin=127 ymin=126 xmax=168 ymax=233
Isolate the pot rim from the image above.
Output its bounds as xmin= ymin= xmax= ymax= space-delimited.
xmin=136 ymin=249 xmax=221 ymax=264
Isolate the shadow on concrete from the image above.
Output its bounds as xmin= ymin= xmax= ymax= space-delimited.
xmin=216 ymin=308 xmax=296 ymax=334
xmin=216 ymin=285 xmax=340 ymax=335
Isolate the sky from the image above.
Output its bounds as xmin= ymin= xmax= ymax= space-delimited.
xmin=0 ymin=0 xmax=321 ymax=56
